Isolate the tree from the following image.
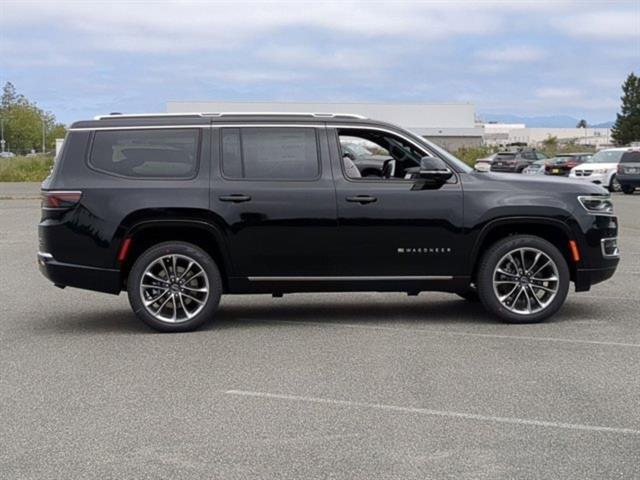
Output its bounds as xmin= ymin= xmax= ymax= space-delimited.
xmin=576 ymin=119 xmax=588 ymax=128
xmin=611 ymin=72 xmax=640 ymax=146
xmin=0 ymin=82 xmax=66 ymax=154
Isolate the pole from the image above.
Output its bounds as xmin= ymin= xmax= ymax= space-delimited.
xmin=42 ymin=119 xmax=46 ymax=154
xmin=1 ymin=119 xmax=4 ymax=153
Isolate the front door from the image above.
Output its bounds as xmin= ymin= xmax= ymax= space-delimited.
xmin=211 ymin=125 xmax=337 ymax=277
xmin=329 ymin=126 xmax=465 ymax=278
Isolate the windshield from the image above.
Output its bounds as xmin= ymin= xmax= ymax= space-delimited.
xmin=586 ymin=150 xmax=625 ymax=164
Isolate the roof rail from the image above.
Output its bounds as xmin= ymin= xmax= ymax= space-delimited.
xmin=94 ymin=112 xmax=367 ymax=120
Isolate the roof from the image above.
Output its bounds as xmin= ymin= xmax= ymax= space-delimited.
xmin=69 ymin=111 xmax=405 ymax=130
xmin=93 ymin=112 xmax=367 ymax=120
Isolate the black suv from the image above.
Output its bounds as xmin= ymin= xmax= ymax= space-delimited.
xmin=490 ymin=149 xmax=549 ymax=173
xmin=39 ymin=113 xmax=619 ymax=332
xmin=617 ymin=148 xmax=640 ymax=194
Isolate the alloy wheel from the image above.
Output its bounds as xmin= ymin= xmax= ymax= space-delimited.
xmin=139 ymin=254 xmax=209 ymax=323
xmin=492 ymin=247 xmax=559 ymax=315
xmin=610 ymin=176 xmax=622 ymax=192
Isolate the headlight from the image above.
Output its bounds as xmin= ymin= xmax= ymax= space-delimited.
xmin=578 ymin=195 xmax=614 ymax=215
xmin=592 ymin=168 xmax=612 ymax=174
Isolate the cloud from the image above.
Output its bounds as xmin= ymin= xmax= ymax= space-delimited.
xmin=553 ymin=10 xmax=640 ymax=39
xmin=477 ymin=45 xmax=546 ymax=63
xmin=1 ymin=0 xmax=637 ymax=124
xmin=1 ymin=1 xmax=506 ymax=54
xmin=536 ymin=87 xmax=583 ymax=99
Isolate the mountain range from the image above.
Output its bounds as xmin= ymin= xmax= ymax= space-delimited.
xmin=480 ymin=114 xmax=614 ymax=128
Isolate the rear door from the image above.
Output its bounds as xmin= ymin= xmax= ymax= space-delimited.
xmin=211 ymin=124 xmax=338 ymax=277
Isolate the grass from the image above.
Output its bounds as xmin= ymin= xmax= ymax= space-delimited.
xmin=0 ymin=155 xmax=54 ymax=182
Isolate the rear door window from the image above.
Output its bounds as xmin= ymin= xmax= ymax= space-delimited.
xmin=221 ymin=127 xmax=319 ymax=180
xmin=89 ymin=129 xmax=200 ymax=178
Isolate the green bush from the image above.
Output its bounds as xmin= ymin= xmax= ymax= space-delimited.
xmin=453 ymin=146 xmax=496 ymax=167
xmin=0 ymin=155 xmax=54 ymax=182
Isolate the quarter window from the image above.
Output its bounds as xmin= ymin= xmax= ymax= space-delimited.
xmin=89 ymin=129 xmax=199 ymax=178
xmin=221 ymin=128 xmax=319 ymax=180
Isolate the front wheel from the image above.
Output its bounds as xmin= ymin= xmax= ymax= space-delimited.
xmin=609 ymin=175 xmax=622 ymax=193
xmin=476 ymin=235 xmax=570 ymax=323
xmin=622 ymin=185 xmax=635 ymax=195
xmin=127 ymin=241 xmax=222 ymax=332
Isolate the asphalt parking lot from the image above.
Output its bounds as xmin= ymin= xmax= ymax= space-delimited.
xmin=1 ymin=185 xmax=639 ymax=479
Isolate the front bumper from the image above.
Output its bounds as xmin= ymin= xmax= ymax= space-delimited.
xmin=569 ymin=172 xmax=608 ymax=185
xmin=575 ymin=265 xmax=618 ymax=292
xmin=38 ymin=252 xmax=121 ymax=294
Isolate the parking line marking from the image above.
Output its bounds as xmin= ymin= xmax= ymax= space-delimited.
xmin=225 ymin=390 xmax=640 ymax=435
xmin=264 ymin=320 xmax=640 ymax=348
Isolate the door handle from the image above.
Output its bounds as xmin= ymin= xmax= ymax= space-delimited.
xmin=346 ymin=195 xmax=377 ymax=204
xmin=219 ymin=194 xmax=252 ymax=203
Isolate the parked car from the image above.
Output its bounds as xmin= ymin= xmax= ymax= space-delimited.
xmin=0 ymin=151 xmax=16 ymax=158
xmin=341 ymin=141 xmax=392 ymax=177
xmin=490 ymin=149 xmax=549 ymax=173
xmin=474 ymin=153 xmax=497 ymax=172
xmin=545 ymin=153 xmax=592 ymax=176
xmin=568 ymin=148 xmax=628 ymax=192
xmin=522 ymin=159 xmax=547 ymax=175
xmin=38 ymin=112 xmax=619 ymax=332
xmin=616 ymin=148 xmax=640 ymax=194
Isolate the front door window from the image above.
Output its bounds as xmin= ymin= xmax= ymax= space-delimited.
xmin=338 ymin=128 xmax=426 ymax=181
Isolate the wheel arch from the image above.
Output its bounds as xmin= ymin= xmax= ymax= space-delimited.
xmin=115 ymin=211 xmax=232 ymax=292
xmin=469 ymin=217 xmax=577 ymax=283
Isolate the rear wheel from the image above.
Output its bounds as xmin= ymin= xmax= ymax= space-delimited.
xmin=622 ymin=185 xmax=635 ymax=195
xmin=477 ymin=235 xmax=570 ymax=323
xmin=127 ymin=241 xmax=222 ymax=332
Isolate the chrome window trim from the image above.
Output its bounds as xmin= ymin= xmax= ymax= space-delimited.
xmin=69 ymin=125 xmax=210 ymax=132
xmin=330 ymin=123 xmax=463 ymax=179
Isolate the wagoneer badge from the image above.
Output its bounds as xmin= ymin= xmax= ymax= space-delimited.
xmin=398 ymin=247 xmax=452 ymax=254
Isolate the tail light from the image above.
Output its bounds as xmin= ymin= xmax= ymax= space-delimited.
xmin=41 ymin=190 xmax=82 ymax=210
xmin=617 ymin=164 xmax=623 ymax=174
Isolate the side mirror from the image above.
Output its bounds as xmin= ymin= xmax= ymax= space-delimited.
xmin=419 ymin=156 xmax=453 ymax=182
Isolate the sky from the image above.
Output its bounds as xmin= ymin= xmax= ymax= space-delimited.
xmin=1 ymin=0 xmax=639 ymax=125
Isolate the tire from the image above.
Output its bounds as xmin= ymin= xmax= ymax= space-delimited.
xmin=608 ymin=175 xmax=622 ymax=193
xmin=622 ymin=185 xmax=635 ymax=195
xmin=476 ymin=235 xmax=570 ymax=324
xmin=127 ymin=241 xmax=222 ymax=332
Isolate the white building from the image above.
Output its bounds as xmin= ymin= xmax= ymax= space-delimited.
xmin=482 ymin=123 xmax=612 ymax=148
xmin=167 ymin=101 xmax=484 ymax=150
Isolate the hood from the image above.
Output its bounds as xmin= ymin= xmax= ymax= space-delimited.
xmin=475 ymin=172 xmax=608 ymax=195
xmin=573 ymin=163 xmax=617 ymax=171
